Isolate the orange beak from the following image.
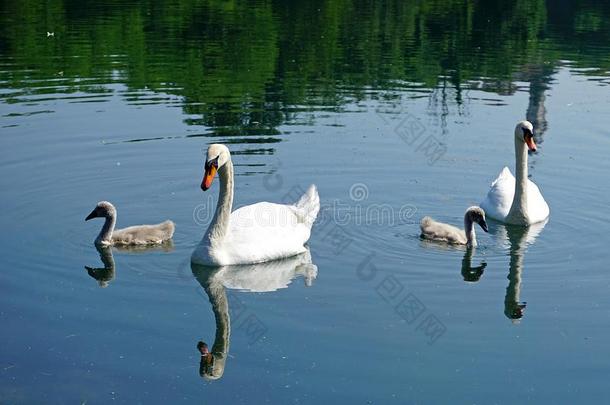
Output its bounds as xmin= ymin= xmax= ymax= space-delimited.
xmin=201 ymin=165 xmax=217 ymax=191
xmin=525 ymin=134 xmax=537 ymax=152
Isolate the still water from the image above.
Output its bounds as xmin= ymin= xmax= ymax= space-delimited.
xmin=1 ymin=1 xmax=610 ymax=403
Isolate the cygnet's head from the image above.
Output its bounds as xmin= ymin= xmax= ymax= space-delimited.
xmin=201 ymin=144 xmax=231 ymax=191
xmin=514 ymin=120 xmax=536 ymax=152
xmin=85 ymin=201 xmax=116 ymax=221
xmin=465 ymin=206 xmax=488 ymax=233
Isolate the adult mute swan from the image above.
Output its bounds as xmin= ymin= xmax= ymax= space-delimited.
xmin=480 ymin=121 xmax=549 ymax=225
xmin=420 ymin=206 xmax=489 ymax=248
xmin=191 ymin=144 xmax=320 ymax=266
xmin=85 ymin=201 xmax=175 ymax=246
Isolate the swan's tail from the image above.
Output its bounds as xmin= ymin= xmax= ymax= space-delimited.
xmin=159 ymin=220 xmax=176 ymax=239
xmin=294 ymin=184 xmax=320 ymax=228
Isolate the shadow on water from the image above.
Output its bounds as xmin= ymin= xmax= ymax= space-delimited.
xmin=190 ymin=250 xmax=317 ymax=381
xmin=488 ymin=220 xmax=548 ymax=323
xmin=84 ymin=242 xmax=174 ymax=287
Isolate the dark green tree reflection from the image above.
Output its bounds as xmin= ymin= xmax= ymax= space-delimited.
xmin=1 ymin=0 xmax=609 ymax=134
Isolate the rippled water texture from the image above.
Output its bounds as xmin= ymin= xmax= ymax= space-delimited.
xmin=1 ymin=1 xmax=610 ymax=403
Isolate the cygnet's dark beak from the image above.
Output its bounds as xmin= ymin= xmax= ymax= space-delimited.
xmin=479 ymin=219 xmax=489 ymax=233
xmin=85 ymin=209 xmax=98 ymax=221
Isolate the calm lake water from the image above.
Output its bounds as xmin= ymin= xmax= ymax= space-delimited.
xmin=1 ymin=1 xmax=610 ymax=403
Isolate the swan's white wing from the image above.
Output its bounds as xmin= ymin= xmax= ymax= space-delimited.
xmin=480 ymin=167 xmax=514 ymax=222
xmin=525 ymin=180 xmax=550 ymax=223
xmin=480 ymin=167 xmax=549 ymax=223
xmin=221 ymin=202 xmax=311 ymax=264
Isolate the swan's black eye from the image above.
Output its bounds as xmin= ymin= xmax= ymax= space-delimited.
xmin=522 ymin=127 xmax=533 ymax=138
xmin=205 ymin=156 xmax=219 ymax=169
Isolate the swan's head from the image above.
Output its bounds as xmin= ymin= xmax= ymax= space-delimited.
xmin=515 ymin=120 xmax=536 ymax=152
xmin=85 ymin=201 xmax=116 ymax=221
xmin=465 ymin=206 xmax=488 ymax=233
xmin=201 ymin=144 xmax=231 ymax=191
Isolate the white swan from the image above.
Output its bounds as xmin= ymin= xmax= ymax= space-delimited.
xmin=191 ymin=144 xmax=320 ymax=266
xmin=420 ymin=206 xmax=489 ymax=248
xmin=480 ymin=120 xmax=549 ymax=225
xmin=85 ymin=201 xmax=175 ymax=246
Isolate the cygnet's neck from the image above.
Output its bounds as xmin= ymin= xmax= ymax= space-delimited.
xmin=96 ymin=214 xmax=116 ymax=245
xmin=206 ymin=160 xmax=234 ymax=244
xmin=507 ymin=137 xmax=529 ymax=224
xmin=464 ymin=215 xmax=477 ymax=248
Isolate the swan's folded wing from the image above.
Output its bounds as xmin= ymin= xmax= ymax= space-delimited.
xmin=480 ymin=167 xmax=515 ymax=221
xmin=227 ymin=202 xmax=310 ymax=262
xmin=526 ymin=179 xmax=550 ymax=223
xmin=113 ymin=221 xmax=175 ymax=245
xmin=420 ymin=216 xmax=466 ymax=244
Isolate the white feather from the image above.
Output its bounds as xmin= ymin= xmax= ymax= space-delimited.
xmin=480 ymin=167 xmax=549 ymax=223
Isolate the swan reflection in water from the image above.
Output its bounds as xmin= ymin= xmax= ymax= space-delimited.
xmin=191 ymin=250 xmax=317 ymax=380
xmin=419 ymin=238 xmax=487 ymax=282
xmin=461 ymin=248 xmax=487 ymax=282
xmin=85 ymin=245 xmax=115 ymax=287
xmin=84 ymin=242 xmax=174 ymax=287
xmin=488 ymin=220 xmax=547 ymax=322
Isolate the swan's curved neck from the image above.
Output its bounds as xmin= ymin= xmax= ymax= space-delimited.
xmin=507 ymin=137 xmax=529 ymax=224
xmin=464 ymin=216 xmax=477 ymax=248
xmin=96 ymin=214 xmax=116 ymax=244
xmin=206 ymin=160 xmax=234 ymax=244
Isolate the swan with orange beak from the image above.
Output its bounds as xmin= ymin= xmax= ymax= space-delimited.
xmin=480 ymin=120 xmax=549 ymax=225
xmin=522 ymin=122 xmax=537 ymax=152
xmin=192 ymin=144 xmax=320 ymax=266
xmin=202 ymin=156 xmax=219 ymax=191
